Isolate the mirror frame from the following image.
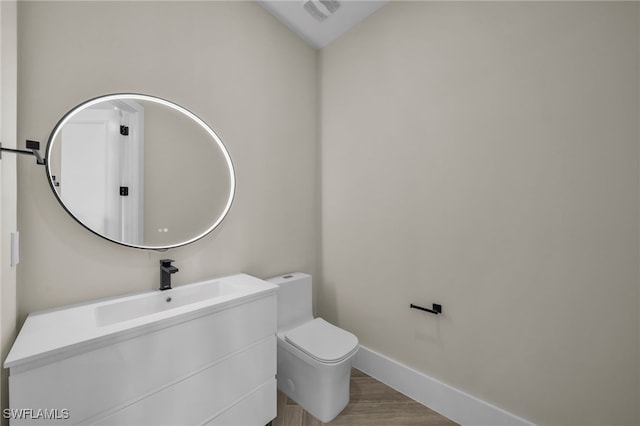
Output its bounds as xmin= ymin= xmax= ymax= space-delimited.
xmin=45 ymin=93 xmax=236 ymax=250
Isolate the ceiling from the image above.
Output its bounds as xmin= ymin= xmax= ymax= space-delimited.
xmin=257 ymin=0 xmax=389 ymax=49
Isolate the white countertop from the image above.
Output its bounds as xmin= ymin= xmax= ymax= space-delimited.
xmin=5 ymin=273 xmax=277 ymax=370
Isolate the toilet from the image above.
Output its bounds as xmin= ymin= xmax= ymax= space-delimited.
xmin=267 ymin=273 xmax=359 ymax=423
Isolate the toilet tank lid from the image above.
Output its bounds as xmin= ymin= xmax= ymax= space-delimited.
xmin=285 ymin=318 xmax=358 ymax=363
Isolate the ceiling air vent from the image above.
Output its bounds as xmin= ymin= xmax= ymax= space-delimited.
xmin=303 ymin=0 xmax=341 ymax=22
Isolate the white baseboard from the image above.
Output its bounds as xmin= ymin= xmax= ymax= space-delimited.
xmin=353 ymin=345 xmax=535 ymax=426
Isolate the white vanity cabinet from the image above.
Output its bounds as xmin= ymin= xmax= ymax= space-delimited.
xmin=4 ymin=274 xmax=277 ymax=426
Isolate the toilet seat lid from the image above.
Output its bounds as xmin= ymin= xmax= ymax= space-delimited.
xmin=284 ymin=318 xmax=359 ymax=363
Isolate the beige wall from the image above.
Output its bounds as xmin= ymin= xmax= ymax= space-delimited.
xmin=10 ymin=1 xmax=640 ymax=425
xmin=319 ymin=2 xmax=639 ymax=425
xmin=17 ymin=1 xmax=317 ymax=318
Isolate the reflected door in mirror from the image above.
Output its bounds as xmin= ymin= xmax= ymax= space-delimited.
xmin=58 ymin=104 xmax=144 ymax=245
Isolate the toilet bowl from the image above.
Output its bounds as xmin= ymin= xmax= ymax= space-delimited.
xmin=267 ymin=273 xmax=359 ymax=423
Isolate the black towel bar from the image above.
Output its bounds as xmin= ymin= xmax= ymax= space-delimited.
xmin=0 ymin=140 xmax=46 ymax=165
xmin=410 ymin=303 xmax=442 ymax=315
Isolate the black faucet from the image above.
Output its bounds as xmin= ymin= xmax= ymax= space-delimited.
xmin=159 ymin=259 xmax=179 ymax=291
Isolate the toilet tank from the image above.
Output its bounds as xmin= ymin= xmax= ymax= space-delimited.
xmin=266 ymin=273 xmax=313 ymax=332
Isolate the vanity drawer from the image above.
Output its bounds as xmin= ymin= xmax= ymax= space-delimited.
xmin=9 ymin=294 xmax=276 ymax=425
xmin=205 ymin=379 xmax=276 ymax=426
xmin=91 ymin=336 xmax=276 ymax=426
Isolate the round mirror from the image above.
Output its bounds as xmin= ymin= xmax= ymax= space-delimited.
xmin=45 ymin=94 xmax=235 ymax=250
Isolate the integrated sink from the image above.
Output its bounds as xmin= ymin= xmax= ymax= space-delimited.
xmin=96 ymin=279 xmax=246 ymax=326
xmin=5 ymin=273 xmax=278 ymax=369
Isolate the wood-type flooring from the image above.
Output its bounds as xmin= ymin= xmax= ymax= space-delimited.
xmin=272 ymin=368 xmax=459 ymax=425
